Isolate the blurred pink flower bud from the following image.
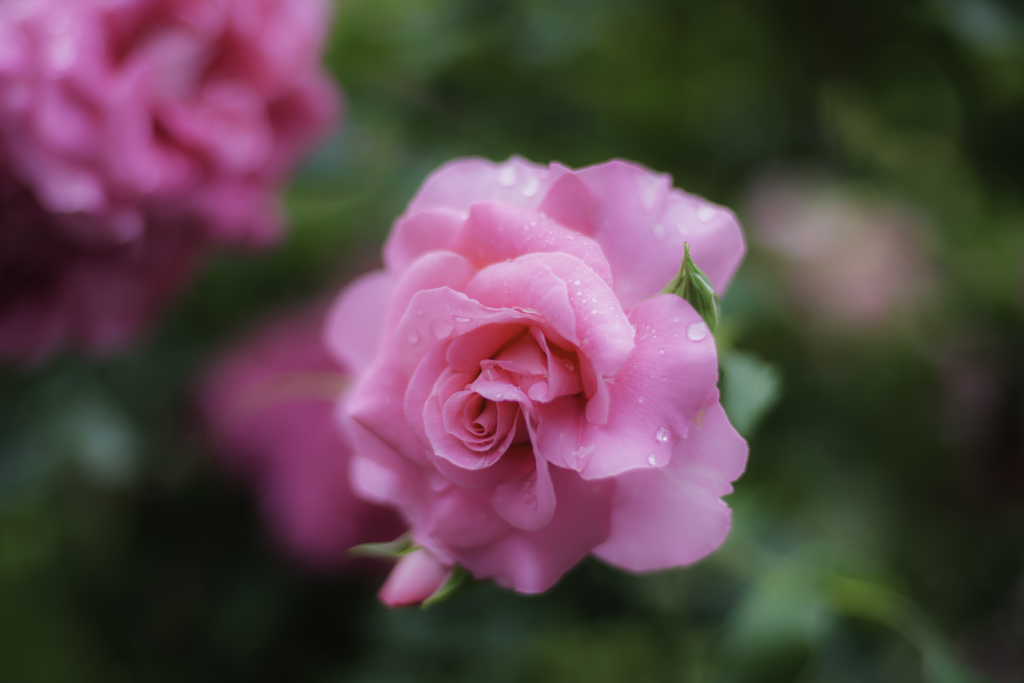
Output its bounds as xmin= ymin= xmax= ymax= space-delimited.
xmin=378 ymin=548 xmax=451 ymax=608
xmin=327 ymin=156 xmax=749 ymax=604
xmin=0 ymin=0 xmax=340 ymax=363
xmin=200 ymin=305 xmax=404 ymax=570
xmin=747 ymin=175 xmax=933 ymax=327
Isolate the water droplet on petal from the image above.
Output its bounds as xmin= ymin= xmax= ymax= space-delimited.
xmin=522 ymin=178 xmax=539 ymax=197
xmin=453 ymin=315 xmax=470 ymax=323
xmin=573 ymin=279 xmax=581 ymax=286
xmin=498 ymin=165 xmax=517 ymax=187
xmin=658 ymin=348 xmax=665 ymax=355
xmin=637 ymin=396 xmax=645 ymax=404
xmin=655 ymin=427 xmax=670 ymax=443
xmin=687 ymin=322 xmax=708 ymax=341
xmin=591 ymin=308 xmax=597 ymax=314
xmin=576 ymin=290 xmax=583 ymax=296
xmin=652 ymin=222 xmax=665 ymax=239
xmin=432 ymin=320 xmax=455 ymax=339
xmin=647 ymin=454 xmax=657 ymax=466
xmin=697 ymin=206 xmax=717 ymax=222
xmin=407 ymin=331 xmax=420 ymax=344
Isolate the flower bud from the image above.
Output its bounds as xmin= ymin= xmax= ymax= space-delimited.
xmin=378 ymin=549 xmax=452 ymax=608
xmin=662 ymin=243 xmax=721 ymax=332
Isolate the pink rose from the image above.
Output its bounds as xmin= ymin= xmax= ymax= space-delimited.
xmin=326 ymin=156 xmax=749 ymax=605
xmin=200 ymin=304 xmax=404 ymax=569
xmin=0 ymin=0 xmax=339 ymax=362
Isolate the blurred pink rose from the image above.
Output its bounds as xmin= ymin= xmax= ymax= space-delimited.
xmin=327 ymin=156 xmax=749 ymax=604
xmin=747 ymin=175 xmax=933 ymax=327
xmin=0 ymin=0 xmax=340 ymax=362
xmin=201 ymin=305 xmax=404 ymax=570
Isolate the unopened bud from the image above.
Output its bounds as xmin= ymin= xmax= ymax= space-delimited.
xmin=662 ymin=243 xmax=720 ymax=332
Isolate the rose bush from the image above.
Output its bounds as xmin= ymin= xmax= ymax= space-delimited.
xmin=201 ymin=305 xmax=404 ymax=569
xmin=327 ymin=156 xmax=749 ymax=605
xmin=0 ymin=0 xmax=339 ymax=362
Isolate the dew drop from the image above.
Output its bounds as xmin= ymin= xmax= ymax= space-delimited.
xmin=577 ymin=290 xmax=583 ymax=296
xmin=453 ymin=315 xmax=470 ymax=323
xmin=432 ymin=320 xmax=455 ymax=339
xmin=647 ymin=454 xmax=657 ymax=466
xmin=655 ymin=427 xmax=670 ymax=443
xmin=407 ymin=331 xmax=420 ymax=344
xmin=574 ymin=279 xmax=581 ymax=286
xmin=498 ymin=165 xmax=517 ymax=187
xmin=686 ymin=321 xmax=708 ymax=341
xmin=522 ymin=178 xmax=540 ymax=197
xmin=658 ymin=348 xmax=665 ymax=355
xmin=637 ymin=396 xmax=645 ymax=404
xmin=564 ymin=361 xmax=574 ymax=371
xmin=697 ymin=206 xmax=717 ymax=222
xmin=591 ymin=309 xmax=597 ymax=314
xmin=652 ymin=222 xmax=665 ymax=239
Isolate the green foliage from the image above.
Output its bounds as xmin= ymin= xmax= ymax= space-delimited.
xmin=721 ymin=351 xmax=782 ymax=437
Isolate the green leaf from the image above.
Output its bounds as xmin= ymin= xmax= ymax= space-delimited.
xmin=721 ymin=351 xmax=782 ymax=437
xmin=421 ymin=564 xmax=472 ymax=608
xmin=662 ymin=242 xmax=720 ymax=332
xmin=348 ymin=532 xmax=420 ymax=560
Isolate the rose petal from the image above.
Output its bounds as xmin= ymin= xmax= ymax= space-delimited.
xmin=593 ymin=397 xmax=747 ymax=571
xmin=384 ymin=250 xmax=478 ymax=341
xmin=383 ymin=208 xmax=465 ymax=274
xmin=446 ymin=323 xmax=526 ymax=375
xmin=429 ymin=484 xmax=513 ymax=549
xmin=430 ymin=441 xmax=536 ymax=490
xmin=449 ymin=201 xmax=613 ymax=286
xmin=457 ymin=465 xmax=613 ymax=593
xmin=348 ymin=357 xmax=430 ymax=469
xmin=396 ymin=287 xmax=542 ymax=376
xmin=324 ymin=269 xmax=393 ymax=373
xmin=540 ymin=160 xmax=746 ymax=308
xmin=433 ymin=388 xmax=519 ymax=463
xmin=492 ymin=449 xmax=558 ymax=531
xmin=536 ymin=295 xmax=719 ymax=479
xmin=406 ymin=156 xmax=553 ymax=215
xmin=467 ymin=253 xmax=634 ymax=380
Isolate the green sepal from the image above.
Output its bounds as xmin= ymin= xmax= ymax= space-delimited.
xmin=661 ymin=242 xmax=720 ymax=332
xmin=348 ymin=532 xmax=420 ymax=559
xmin=421 ymin=564 xmax=472 ymax=608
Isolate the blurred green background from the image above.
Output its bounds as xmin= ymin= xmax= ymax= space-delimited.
xmin=2 ymin=0 xmax=1023 ymax=680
